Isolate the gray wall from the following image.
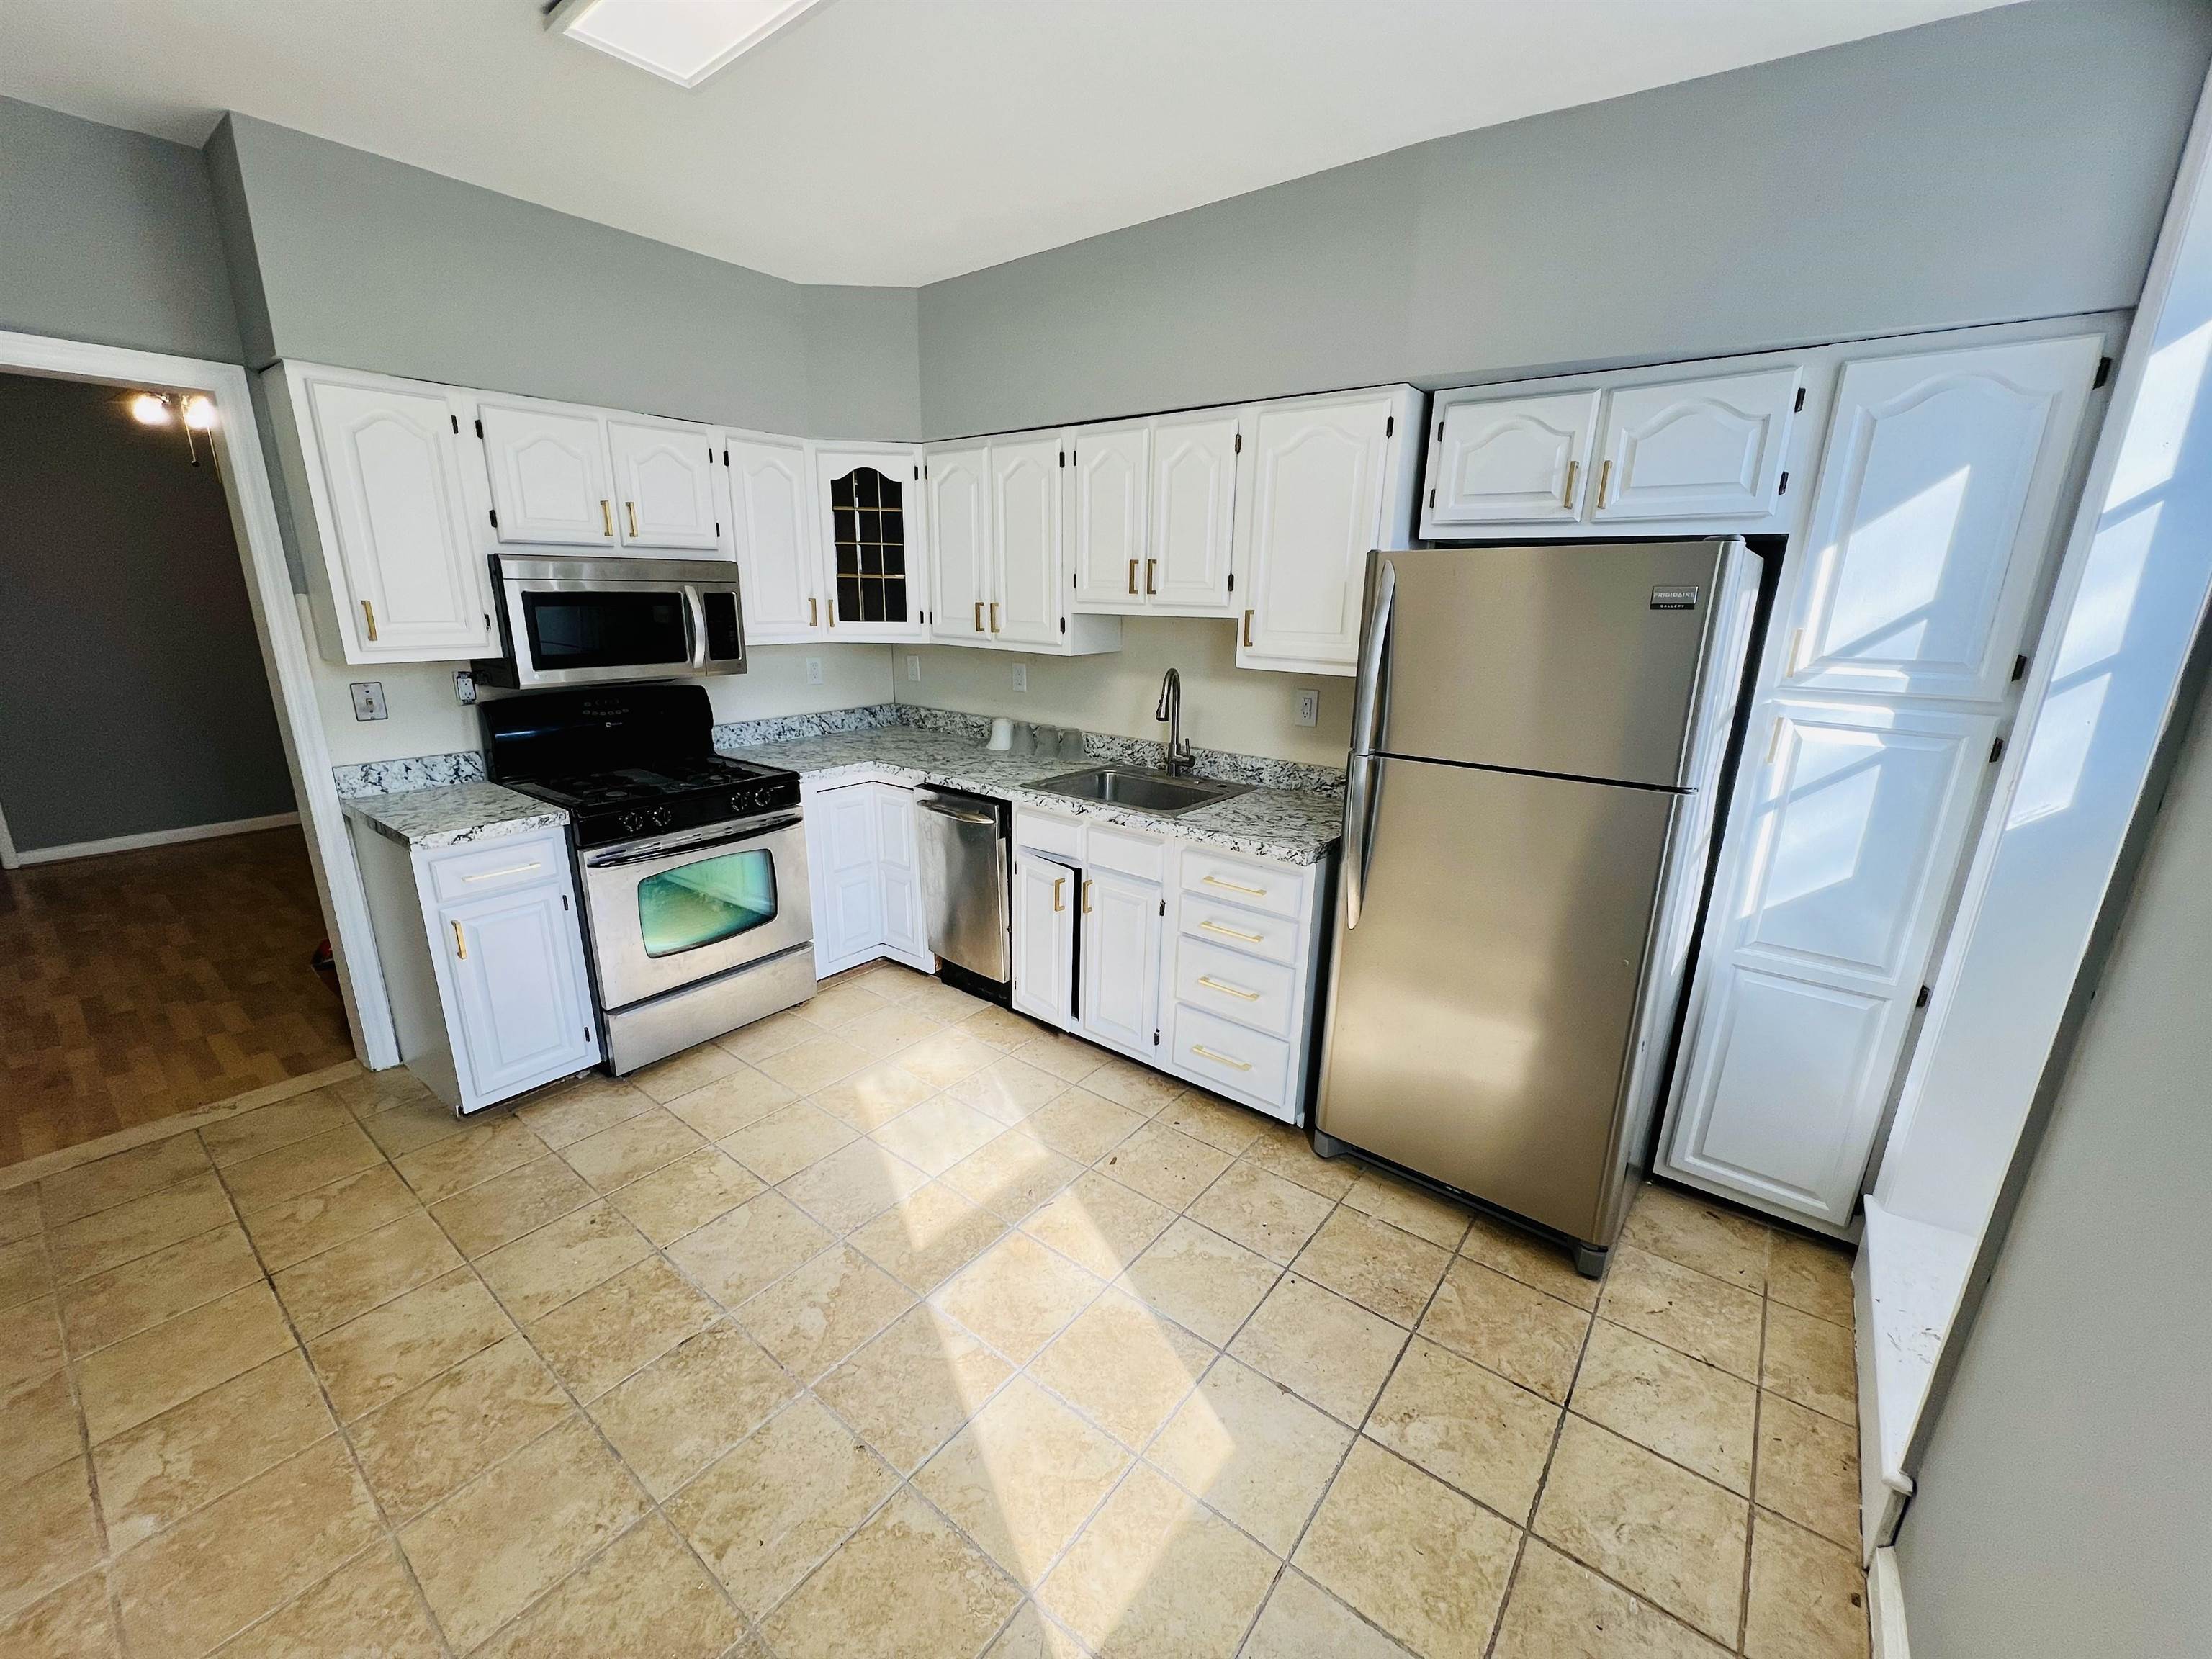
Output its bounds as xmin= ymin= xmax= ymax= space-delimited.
xmin=207 ymin=114 xmax=920 ymax=439
xmin=0 ymin=373 xmax=295 ymax=849
xmin=0 ymin=98 xmax=244 ymax=363
xmin=916 ymin=1 xmax=2212 ymax=436
xmin=1894 ymin=667 xmax=2212 ymax=1659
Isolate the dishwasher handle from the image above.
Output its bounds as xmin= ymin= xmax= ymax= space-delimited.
xmin=918 ymin=800 xmax=997 ymax=827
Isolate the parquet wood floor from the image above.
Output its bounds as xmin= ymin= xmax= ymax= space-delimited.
xmin=1 ymin=827 xmax=355 ymax=1166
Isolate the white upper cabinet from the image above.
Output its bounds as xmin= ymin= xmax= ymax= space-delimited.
xmin=1591 ymin=368 xmax=1801 ymax=522
xmin=1069 ymin=421 xmax=1150 ymax=609
xmin=992 ymin=436 xmax=1063 ymax=648
xmin=816 ymin=443 xmax=928 ymax=640
xmin=1428 ymin=390 xmax=1599 ymax=526
xmin=1148 ymin=408 xmax=1241 ymax=613
xmin=927 ymin=441 xmax=992 ymax=644
xmin=1781 ymin=336 xmax=2104 ymax=703
xmin=477 ymin=399 xmax=617 ymax=547
xmin=276 ymin=363 xmax=495 ymax=664
xmin=1236 ymin=387 xmax=1421 ymax=676
xmin=727 ymin=434 xmax=823 ymax=642
xmin=607 ymin=415 xmax=722 ymax=552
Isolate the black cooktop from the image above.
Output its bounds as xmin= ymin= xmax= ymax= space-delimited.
xmin=481 ymin=685 xmax=799 ymax=849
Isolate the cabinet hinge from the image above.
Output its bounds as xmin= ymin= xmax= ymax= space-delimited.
xmin=1157 ymin=899 xmax=1164 ymax=917
xmin=1428 ymin=487 xmax=1436 ymax=509
xmin=1385 ymin=415 xmax=1394 ymax=438
xmin=1233 ymin=433 xmax=1242 ymax=453
xmin=1435 ymin=419 xmax=1444 ymax=442
xmin=2093 ymin=355 xmax=2113 ymax=390
xmin=1070 ymin=573 xmax=1077 ymax=590
xmin=722 ymin=448 xmax=729 ymax=466
xmin=2013 ymin=653 xmax=2029 ymax=681
xmin=1153 ymin=1029 xmax=1161 ymax=1046
xmin=1226 ymin=571 xmax=1234 ymax=593
xmin=1794 ymin=387 xmax=1807 ymax=413
xmin=473 ymin=418 xmax=483 ymax=440
xmin=1915 ymin=984 xmax=1931 ymax=1009
xmin=1058 ymin=450 xmax=1065 ymax=468
xmin=1989 ymin=736 xmax=2006 ymax=763
xmin=1776 ymin=471 xmax=1789 ymax=496
xmin=715 ymin=521 xmax=721 ymax=537
xmin=482 ymin=611 xmax=491 ymax=630
xmin=560 ymin=893 xmax=568 ymax=910
xmin=488 ymin=509 xmax=498 ymax=529
xmin=1059 ymin=617 xmax=1066 ymax=634
xmin=449 ymin=413 xmax=459 ymax=434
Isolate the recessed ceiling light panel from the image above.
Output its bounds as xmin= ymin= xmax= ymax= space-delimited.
xmin=546 ymin=0 xmax=828 ymax=89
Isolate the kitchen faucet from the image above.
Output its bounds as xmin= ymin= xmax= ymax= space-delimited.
xmin=1156 ymin=668 xmax=1195 ymax=777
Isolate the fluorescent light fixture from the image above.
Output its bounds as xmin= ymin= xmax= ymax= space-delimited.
xmin=546 ymin=0 xmax=828 ymax=89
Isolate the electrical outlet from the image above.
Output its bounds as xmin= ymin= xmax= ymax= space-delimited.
xmin=804 ymin=657 xmax=824 ymax=685
xmin=1295 ymin=688 xmax=1319 ymax=727
xmin=907 ymin=654 xmax=922 ymax=683
xmin=349 ymin=681 xmax=387 ymax=722
xmin=1012 ymin=662 xmax=1028 ymax=693
xmin=452 ymin=670 xmax=476 ymax=706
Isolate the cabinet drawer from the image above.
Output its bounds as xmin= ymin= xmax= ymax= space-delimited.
xmin=1179 ymin=894 xmax=1300 ymax=966
xmin=1174 ymin=935 xmax=1295 ymax=1039
xmin=428 ymin=837 xmax=565 ymax=904
xmin=1015 ymin=807 xmax=1082 ymax=860
xmin=1171 ymin=1004 xmax=1292 ymax=1108
xmin=1180 ymin=849 xmax=1305 ymax=919
xmin=1085 ymin=824 xmax=1166 ymax=882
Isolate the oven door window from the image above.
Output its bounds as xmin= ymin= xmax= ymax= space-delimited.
xmin=523 ymin=590 xmax=689 ymax=670
xmin=637 ymin=848 xmax=778 ymax=958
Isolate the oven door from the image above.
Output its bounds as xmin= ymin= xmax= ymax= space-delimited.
xmin=580 ymin=814 xmax=813 ymax=1010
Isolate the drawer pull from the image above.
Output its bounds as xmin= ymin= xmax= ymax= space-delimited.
xmin=461 ymin=861 xmax=541 ymax=883
xmin=1195 ymin=974 xmax=1259 ymax=1002
xmin=450 ymin=920 xmax=467 ymax=960
xmin=1190 ymin=1043 xmax=1252 ymax=1072
xmin=1201 ymin=873 xmax=1267 ymax=897
xmin=1197 ymin=918 xmax=1264 ymax=943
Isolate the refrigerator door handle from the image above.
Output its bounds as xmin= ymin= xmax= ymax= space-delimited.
xmin=1349 ymin=557 xmax=1397 ymax=758
xmin=1342 ymin=752 xmax=1382 ymax=929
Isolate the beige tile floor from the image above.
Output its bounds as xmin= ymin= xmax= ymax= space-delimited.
xmin=0 ymin=959 xmax=1867 ymax=1658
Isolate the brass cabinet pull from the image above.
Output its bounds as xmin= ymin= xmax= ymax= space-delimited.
xmin=1562 ymin=458 xmax=1579 ymax=510
xmin=450 ymin=920 xmax=467 ymax=959
xmin=809 ymin=596 xmax=818 ymax=627
xmin=625 ymin=500 xmax=639 ymax=537
xmin=827 ymin=595 xmax=837 ymax=627
xmin=1052 ymin=876 xmax=1066 ymax=913
xmin=1765 ymin=716 xmax=1786 ymax=767
xmin=989 ymin=601 xmax=1000 ymax=633
xmin=360 ymin=599 xmax=378 ymax=642
xmin=1196 ymin=974 xmax=1259 ymax=1002
xmin=1144 ymin=559 xmax=1156 ymax=595
xmin=599 ymin=499 xmax=613 ymax=536
xmin=1785 ymin=628 xmax=1807 ymax=678
xmin=1596 ymin=458 xmax=1613 ymax=511
xmin=1202 ymin=873 xmax=1267 ymax=897
xmin=1127 ymin=559 xmax=1138 ymax=595
xmin=973 ymin=600 xmax=984 ymax=632
xmin=1190 ymin=1043 xmax=1252 ymax=1072
xmin=1082 ymin=879 xmax=1094 ymax=914
xmin=1242 ymin=609 xmax=1254 ymax=649
xmin=1198 ymin=918 xmax=1264 ymax=943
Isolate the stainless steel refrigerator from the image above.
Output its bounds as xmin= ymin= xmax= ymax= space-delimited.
xmin=1315 ymin=539 xmax=1761 ymax=1274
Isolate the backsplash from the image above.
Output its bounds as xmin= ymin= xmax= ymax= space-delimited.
xmin=331 ymin=702 xmax=1340 ymax=798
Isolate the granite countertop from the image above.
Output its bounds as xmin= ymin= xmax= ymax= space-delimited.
xmin=719 ymin=728 xmax=1344 ymax=865
xmin=341 ymin=781 xmax=569 ymax=851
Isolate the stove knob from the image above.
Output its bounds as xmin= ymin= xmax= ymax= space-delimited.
xmin=619 ymin=810 xmax=647 ymax=835
xmin=647 ymin=806 xmax=675 ymax=830
xmin=730 ymin=791 xmax=752 ymax=815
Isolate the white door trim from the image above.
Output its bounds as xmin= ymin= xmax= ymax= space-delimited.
xmin=13 ymin=812 xmax=303 ymax=867
xmin=0 ymin=797 xmax=17 ymax=870
xmin=0 ymin=328 xmax=399 ymax=1068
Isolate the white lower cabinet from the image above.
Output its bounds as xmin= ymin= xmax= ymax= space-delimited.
xmin=351 ymin=824 xmax=598 ymax=1115
xmin=806 ymin=778 xmax=931 ymax=979
xmin=1012 ymin=807 xmax=1328 ymax=1123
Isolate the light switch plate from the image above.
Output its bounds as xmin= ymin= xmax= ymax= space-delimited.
xmin=350 ymin=681 xmax=388 ymax=721
xmin=1295 ymin=688 xmax=1319 ymax=727
xmin=804 ymin=657 xmax=824 ymax=685
xmin=907 ymin=654 xmax=922 ymax=683
xmin=1012 ymin=662 xmax=1028 ymax=693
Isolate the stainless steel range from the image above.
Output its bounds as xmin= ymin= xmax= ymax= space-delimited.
xmin=482 ymin=685 xmax=813 ymax=1074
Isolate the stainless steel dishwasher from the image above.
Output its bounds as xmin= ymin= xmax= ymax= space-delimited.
xmin=914 ymin=787 xmax=1012 ymax=1004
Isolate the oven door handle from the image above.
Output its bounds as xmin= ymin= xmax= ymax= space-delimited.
xmin=585 ymin=813 xmax=802 ymax=869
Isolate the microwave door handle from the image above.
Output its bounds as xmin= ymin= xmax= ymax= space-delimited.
xmin=1349 ymin=556 xmax=1396 ymax=757
xmin=683 ymin=586 xmax=710 ymax=673
xmin=585 ymin=814 xmax=802 ymax=868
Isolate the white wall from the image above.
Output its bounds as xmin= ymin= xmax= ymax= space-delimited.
xmin=894 ymin=615 xmax=1352 ymax=769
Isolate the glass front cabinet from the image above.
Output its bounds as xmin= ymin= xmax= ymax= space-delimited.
xmin=812 ymin=442 xmax=929 ymax=640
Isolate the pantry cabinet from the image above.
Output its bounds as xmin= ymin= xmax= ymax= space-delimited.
xmin=726 ymin=433 xmax=824 ymax=642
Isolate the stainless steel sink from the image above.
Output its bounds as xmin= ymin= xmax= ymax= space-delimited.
xmin=1028 ymin=766 xmax=1252 ymax=817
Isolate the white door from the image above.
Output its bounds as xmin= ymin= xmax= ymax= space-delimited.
xmin=992 ymin=435 xmax=1062 ymax=647
xmin=477 ymin=400 xmax=616 ymax=547
xmin=814 ymin=784 xmax=884 ymax=969
xmin=1591 ymin=368 xmax=1801 ymax=522
xmin=1079 ymin=869 xmax=1162 ymax=1056
xmin=1427 ymin=390 xmax=1599 ymax=526
xmin=728 ymin=435 xmax=822 ymax=642
xmin=1069 ymin=422 xmax=1148 ymax=611
xmin=608 ymin=415 xmax=722 ymax=552
xmin=442 ymin=884 xmax=596 ymax=1104
xmin=1011 ymin=854 xmax=1076 ymax=1026
xmin=1236 ymin=392 xmax=1390 ymax=675
xmin=1779 ymin=337 xmax=2105 ymax=703
xmin=927 ymin=442 xmax=992 ymax=645
xmin=1665 ymin=700 xmax=1997 ymax=1223
xmin=817 ymin=446 xmax=926 ymax=639
xmin=303 ymin=376 xmax=494 ymax=658
xmin=1148 ymin=409 xmax=1240 ymax=613
xmin=874 ymin=785 xmax=925 ymax=961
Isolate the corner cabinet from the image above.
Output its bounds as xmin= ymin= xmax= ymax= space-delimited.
xmin=265 ymin=361 xmax=498 ymax=665
xmin=805 ymin=778 xmax=930 ymax=978
xmin=349 ymin=823 xmax=598 ymax=1114
xmin=814 ymin=443 xmax=929 ymax=641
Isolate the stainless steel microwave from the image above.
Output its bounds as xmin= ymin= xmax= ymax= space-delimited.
xmin=475 ymin=554 xmax=747 ymax=688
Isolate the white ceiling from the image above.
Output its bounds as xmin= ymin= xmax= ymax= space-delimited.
xmin=1 ymin=0 xmax=1999 ymax=287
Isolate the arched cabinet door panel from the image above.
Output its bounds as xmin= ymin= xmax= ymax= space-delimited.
xmin=992 ymin=436 xmax=1062 ymax=647
xmin=1592 ymin=368 xmax=1801 ymax=521
xmin=925 ymin=442 xmax=991 ymax=645
xmin=477 ymin=400 xmax=616 ymax=547
xmin=1069 ymin=421 xmax=1150 ymax=611
xmin=1148 ymin=409 xmax=1241 ymax=613
xmin=1235 ymin=393 xmax=1392 ymax=675
xmin=1427 ymin=390 xmax=1598 ymax=526
xmin=728 ymin=436 xmax=822 ymax=643
xmin=608 ymin=415 xmax=722 ymax=552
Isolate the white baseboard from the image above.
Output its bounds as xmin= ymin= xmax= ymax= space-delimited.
xmin=1869 ymin=1547 xmax=1911 ymax=1659
xmin=14 ymin=811 xmax=302 ymax=866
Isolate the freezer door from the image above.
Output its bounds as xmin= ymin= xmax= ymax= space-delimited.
xmin=1321 ymin=755 xmax=1678 ymax=1243
xmin=1353 ymin=541 xmax=1733 ymax=787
